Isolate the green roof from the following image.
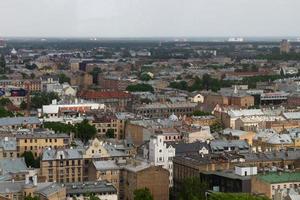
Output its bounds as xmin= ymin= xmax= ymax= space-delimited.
xmin=257 ymin=172 xmax=300 ymax=184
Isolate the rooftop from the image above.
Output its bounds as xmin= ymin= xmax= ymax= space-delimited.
xmin=257 ymin=172 xmax=300 ymax=184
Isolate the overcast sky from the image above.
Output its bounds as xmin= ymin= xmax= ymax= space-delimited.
xmin=0 ymin=0 xmax=299 ymax=38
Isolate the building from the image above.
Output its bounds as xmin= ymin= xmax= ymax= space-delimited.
xmin=78 ymin=90 xmax=132 ymax=111
xmin=280 ymin=39 xmax=291 ymax=54
xmin=146 ymin=135 xmax=175 ymax=187
xmin=260 ymin=92 xmax=288 ymax=105
xmin=210 ymin=140 xmax=250 ymax=154
xmin=0 ymin=117 xmax=41 ymax=130
xmin=92 ymin=112 xmax=119 ymax=138
xmin=0 ymin=79 xmax=41 ymax=92
xmin=121 ymin=162 xmax=169 ymax=200
xmin=179 ymin=125 xmax=213 ymax=143
xmin=200 ymin=166 xmax=257 ymax=193
xmin=41 ymin=99 xmax=104 ymax=119
xmin=173 ymin=150 xmax=300 ymax=195
xmin=0 ymin=137 xmax=17 ymax=158
xmin=252 ymin=172 xmax=300 ymax=199
xmin=40 ymin=148 xmax=85 ymax=183
xmin=65 ymin=181 xmax=118 ymax=200
xmin=98 ymin=76 xmax=130 ymax=91
xmin=15 ymin=130 xmax=70 ymax=157
xmin=0 ymin=181 xmax=66 ymax=200
xmin=133 ymin=102 xmax=198 ymax=118
xmin=88 ymin=160 xmax=121 ymax=192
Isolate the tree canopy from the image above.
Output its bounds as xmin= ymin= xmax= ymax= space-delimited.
xmin=126 ymin=83 xmax=154 ymax=93
xmin=208 ymin=193 xmax=269 ymax=200
xmin=0 ymin=54 xmax=6 ymax=74
xmin=31 ymin=92 xmax=60 ymax=109
xmin=75 ymin=119 xmax=97 ymax=142
xmin=140 ymin=73 xmax=152 ymax=81
xmin=24 ymin=196 xmax=40 ymax=200
xmin=178 ymin=177 xmax=208 ymax=200
xmin=22 ymin=151 xmax=40 ymax=168
xmin=134 ymin=188 xmax=153 ymax=200
xmin=44 ymin=122 xmax=75 ymax=134
xmin=58 ymin=73 xmax=71 ymax=84
xmin=105 ymin=129 xmax=115 ymax=138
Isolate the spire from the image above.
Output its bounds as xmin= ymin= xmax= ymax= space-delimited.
xmin=234 ymin=85 xmax=238 ymax=94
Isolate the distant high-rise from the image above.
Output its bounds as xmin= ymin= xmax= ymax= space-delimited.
xmin=280 ymin=39 xmax=291 ymax=54
xmin=0 ymin=38 xmax=6 ymax=48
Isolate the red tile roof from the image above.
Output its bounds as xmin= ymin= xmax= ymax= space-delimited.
xmin=78 ymin=90 xmax=132 ymax=99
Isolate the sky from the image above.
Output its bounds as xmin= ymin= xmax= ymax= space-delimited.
xmin=0 ymin=0 xmax=300 ymax=38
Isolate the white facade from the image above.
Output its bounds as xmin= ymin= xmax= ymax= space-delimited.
xmin=191 ymin=94 xmax=204 ymax=103
xmin=148 ymin=134 xmax=175 ymax=187
xmin=235 ymin=166 xmax=257 ymax=176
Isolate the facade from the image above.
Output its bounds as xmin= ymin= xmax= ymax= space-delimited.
xmin=121 ymin=163 xmax=169 ymax=200
xmin=147 ymin=135 xmax=175 ymax=187
xmin=0 ymin=79 xmax=41 ymax=92
xmin=92 ymin=113 xmax=119 ymax=138
xmin=179 ymin=126 xmax=213 ymax=143
xmin=88 ymin=160 xmax=121 ymax=192
xmin=173 ymin=150 xmax=300 ymax=195
xmin=16 ymin=131 xmax=70 ymax=157
xmin=78 ymin=90 xmax=132 ymax=111
xmin=200 ymin=166 xmax=257 ymax=193
xmin=133 ymin=102 xmax=198 ymax=118
xmin=280 ymin=39 xmax=291 ymax=54
xmin=252 ymin=172 xmax=300 ymax=199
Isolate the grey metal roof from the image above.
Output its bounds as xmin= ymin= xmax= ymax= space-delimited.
xmin=0 ymin=158 xmax=28 ymax=175
xmin=0 ymin=117 xmax=41 ymax=126
xmin=93 ymin=160 xmax=120 ymax=171
xmin=210 ymin=140 xmax=249 ymax=151
xmin=0 ymin=181 xmax=24 ymax=194
xmin=65 ymin=181 xmax=116 ymax=195
xmin=0 ymin=138 xmax=16 ymax=151
xmin=42 ymin=148 xmax=84 ymax=161
xmin=171 ymin=141 xmax=210 ymax=156
xmin=37 ymin=182 xmax=65 ymax=197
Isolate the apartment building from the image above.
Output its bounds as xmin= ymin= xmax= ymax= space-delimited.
xmin=16 ymin=131 xmax=70 ymax=157
xmin=133 ymin=102 xmax=197 ymax=118
xmin=78 ymin=90 xmax=132 ymax=111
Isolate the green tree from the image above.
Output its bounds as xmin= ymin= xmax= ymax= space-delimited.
xmin=202 ymin=73 xmax=212 ymax=91
xmin=0 ymin=107 xmax=14 ymax=118
xmin=0 ymin=54 xmax=6 ymax=74
xmin=193 ymin=110 xmax=211 ymax=116
xmin=58 ymin=73 xmax=71 ymax=84
xmin=140 ymin=73 xmax=152 ymax=81
xmin=22 ymin=151 xmax=40 ymax=168
xmin=178 ymin=177 xmax=208 ymax=200
xmin=210 ymin=121 xmax=224 ymax=133
xmin=0 ymin=98 xmax=12 ymax=106
xmin=31 ymin=92 xmax=60 ymax=109
xmin=89 ymin=194 xmax=100 ymax=200
xmin=22 ymin=151 xmax=35 ymax=168
xmin=208 ymin=193 xmax=269 ymax=200
xmin=75 ymin=119 xmax=97 ymax=142
xmin=105 ymin=129 xmax=115 ymax=138
xmin=44 ymin=122 xmax=75 ymax=134
xmin=24 ymin=196 xmax=40 ymax=200
xmin=20 ymin=101 xmax=27 ymax=110
xmin=126 ymin=83 xmax=154 ymax=93
xmin=134 ymin=188 xmax=153 ymax=200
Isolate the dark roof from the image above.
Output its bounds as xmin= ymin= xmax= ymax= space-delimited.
xmin=169 ymin=141 xmax=210 ymax=156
